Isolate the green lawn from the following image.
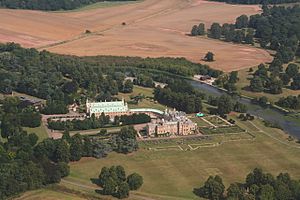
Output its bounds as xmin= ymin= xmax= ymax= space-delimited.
xmin=189 ymin=115 xmax=211 ymax=127
xmin=116 ymin=85 xmax=166 ymax=111
xmin=15 ymin=188 xmax=87 ymax=200
xmin=23 ymin=124 xmax=48 ymax=142
xmin=63 ymin=116 xmax=300 ymax=200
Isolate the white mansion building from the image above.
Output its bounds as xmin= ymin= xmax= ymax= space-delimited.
xmin=86 ymin=99 xmax=129 ymax=118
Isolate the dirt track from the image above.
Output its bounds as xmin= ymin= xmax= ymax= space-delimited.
xmin=0 ymin=0 xmax=272 ymax=71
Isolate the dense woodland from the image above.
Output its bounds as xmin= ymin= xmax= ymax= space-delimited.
xmin=0 ymin=97 xmax=138 ymax=199
xmin=0 ymin=43 xmax=221 ymax=114
xmin=194 ymin=168 xmax=300 ymax=200
xmin=211 ymin=0 xmax=300 ymax=4
xmin=0 ymin=0 xmax=135 ymax=10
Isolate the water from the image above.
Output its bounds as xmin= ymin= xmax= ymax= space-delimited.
xmin=190 ymin=81 xmax=300 ymax=139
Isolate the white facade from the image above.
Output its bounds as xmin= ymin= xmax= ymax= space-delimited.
xmin=86 ymin=99 xmax=129 ymax=117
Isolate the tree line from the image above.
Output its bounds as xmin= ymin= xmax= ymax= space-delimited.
xmin=210 ymin=0 xmax=300 ymax=5
xmin=0 ymin=0 xmax=135 ymax=11
xmin=0 ymin=43 xmax=221 ymax=115
xmin=48 ymin=113 xmax=151 ymax=131
xmin=207 ymin=94 xmax=248 ymax=115
xmin=191 ymin=5 xmax=300 ymax=66
xmin=194 ymin=168 xmax=300 ymax=200
xmin=276 ymin=95 xmax=300 ymax=109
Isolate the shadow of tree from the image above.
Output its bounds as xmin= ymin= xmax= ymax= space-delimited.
xmin=90 ymin=178 xmax=100 ymax=186
xmin=193 ymin=187 xmax=202 ymax=198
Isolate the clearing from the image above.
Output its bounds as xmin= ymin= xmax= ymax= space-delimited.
xmin=0 ymin=0 xmax=272 ymax=71
xmin=54 ymin=116 xmax=300 ymax=199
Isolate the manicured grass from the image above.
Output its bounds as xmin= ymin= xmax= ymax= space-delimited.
xmin=199 ymin=125 xmax=244 ymax=135
xmin=23 ymin=124 xmax=48 ymax=142
xmin=15 ymin=188 xmax=86 ymax=200
xmin=189 ymin=116 xmax=211 ymax=127
xmin=64 ymin=116 xmax=300 ymax=199
xmin=204 ymin=116 xmax=228 ymax=126
xmin=116 ymin=85 xmax=166 ymax=111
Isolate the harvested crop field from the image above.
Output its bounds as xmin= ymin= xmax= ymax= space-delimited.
xmin=0 ymin=0 xmax=272 ymax=71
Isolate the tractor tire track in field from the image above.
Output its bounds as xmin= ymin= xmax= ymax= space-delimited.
xmin=61 ymin=179 xmax=190 ymax=200
xmin=37 ymin=0 xmax=191 ymax=50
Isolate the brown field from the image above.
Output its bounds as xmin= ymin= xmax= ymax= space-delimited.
xmin=0 ymin=0 xmax=272 ymax=71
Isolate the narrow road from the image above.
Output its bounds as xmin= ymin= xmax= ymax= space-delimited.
xmin=249 ymin=121 xmax=300 ymax=149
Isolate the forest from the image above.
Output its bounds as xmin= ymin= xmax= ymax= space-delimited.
xmin=0 ymin=0 xmax=135 ymax=10
xmin=211 ymin=0 xmax=300 ymax=4
xmin=0 ymin=97 xmax=139 ymax=199
xmin=0 ymin=43 xmax=221 ymax=114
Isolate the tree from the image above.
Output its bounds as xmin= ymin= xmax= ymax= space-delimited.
xmin=116 ymin=165 xmax=126 ymax=183
xmin=102 ymin=177 xmax=117 ymax=195
xmin=53 ymin=140 xmax=70 ymax=163
xmin=115 ymin=126 xmax=138 ymax=154
xmin=20 ymin=107 xmax=41 ymax=128
xmin=245 ymin=31 xmax=254 ymax=44
xmin=99 ymin=167 xmax=110 ymax=187
xmin=198 ymin=23 xmax=206 ymax=35
xmin=210 ymin=23 xmax=222 ymax=39
xmin=286 ymin=64 xmax=299 ymax=78
xmin=122 ymin=80 xmax=133 ymax=93
xmin=291 ymin=74 xmax=300 ymax=90
xmin=228 ymin=71 xmax=239 ymax=84
xmin=57 ymin=162 xmax=70 ymax=178
xmin=69 ymin=134 xmax=83 ymax=161
xmin=268 ymin=79 xmax=283 ymax=94
xmin=195 ymin=175 xmax=225 ymax=200
xmin=127 ymin=173 xmax=143 ymax=190
xmin=62 ymin=81 xmax=78 ymax=94
xmin=204 ymin=52 xmax=215 ymax=62
xmin=191 ymin=25 xmax=199 ymax=36
xmin=250 ymin=76 xmax=264 ymax=92
xmin=234 ymin=102 xmax=247 ymax=113
xmin=227 ymin=183 xmax=244 ymax=199
xmin=217 ymin=95 xmax=234 ymax=115
xmin=233 ymin=30 xmax=245 ymax=43
xmin=235 ymin=15 xmax=249 ymax=29
xmin=257 ymin=96 xmax=268 ymax=107
xmin=116 ymin=182 xmax=130 ymax=199
xmin=258 ymin=184 xmax=275 ymax=200
xmin=279 ymin=73 xmax=290 ymax=86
